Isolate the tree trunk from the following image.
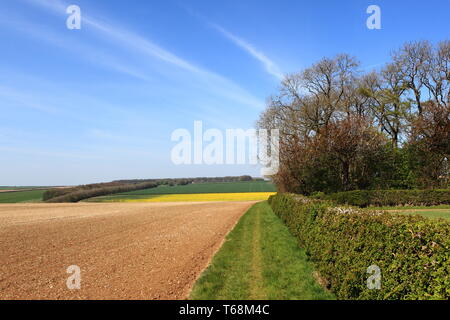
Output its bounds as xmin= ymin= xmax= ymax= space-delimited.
xmin=342 ymin=161 xmax=350 ymax=191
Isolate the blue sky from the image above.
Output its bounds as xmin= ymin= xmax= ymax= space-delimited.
xmin=1 ymin=0 xmax=449 ymax=185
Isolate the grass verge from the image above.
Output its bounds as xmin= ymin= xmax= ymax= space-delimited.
xmin=190 ymin=201 xmax=335 ymax=300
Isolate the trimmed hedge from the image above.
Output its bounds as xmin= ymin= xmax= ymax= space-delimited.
xmin=316 ymin=189 xmax=450 ymax=207
xmin=45 ymin=182 xmax=158 ymax=203
xmin=269 ymin=193 xmax=450 ymax=300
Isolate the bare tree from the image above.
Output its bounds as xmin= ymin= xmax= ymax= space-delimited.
xmin=359 ymin=65 xmax=409 ymax=147
xmin=422 ymin=40 xmax=450 ymax=107
xmin=392 ymin=41 xmax=432 ymax=114
xmin=408 ymin=102 xmax=450 ymax=187
xmin=257 ymin=40 xmax=449 ymax=193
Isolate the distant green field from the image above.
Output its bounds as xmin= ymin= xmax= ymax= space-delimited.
xmin=367 ymin=205 xmax=450 ymax=210
xmin=0 ymin=186 xmax=47 ymax=190
xmin=110 ymin=181 xmax=275 ymax=195
xmin=392 ymin=209 xmax=450 ymax=220
xmin=87 ymin=181 xmax=276 ymax=202
xmin=0 ymin=190 xmax=46 ymax=203
xmin=364 ymin=205 xmax=450 ymax=220
xmin=123 ymin=181 xmax=276 ymax=194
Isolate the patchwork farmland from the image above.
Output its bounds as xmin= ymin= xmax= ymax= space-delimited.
xmin=86 ymin=181 xmax=276 ymax=202
xmin=0 ymin=179 xmax=448 ymax=301
xmin=0 ymin=179 xmax=276 ymax=300
xmin=0 ymin=181 xmax=276 ymax=204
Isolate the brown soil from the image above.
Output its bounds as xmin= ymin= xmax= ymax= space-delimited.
xmin=0 ymin=201 xmax=255 ymax=300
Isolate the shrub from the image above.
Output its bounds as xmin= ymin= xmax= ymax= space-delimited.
xmin=46 ymin=182 xmax=158 ymax=203
xmin=43 ymin=181 xmax=131 ymax=201
xmin=268 ymin=193 xmax=450 ymax=300
xmin=43 ymin=188 xmax=72 ymax=201
xmin=318 ymin=189 xmax=450 ymax=207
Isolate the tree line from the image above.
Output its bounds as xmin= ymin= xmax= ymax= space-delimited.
xmin=114 ymin=175 xmax=260 ymax=185
xmin=43 ymin=175 xmax=262 ymax=202
xmin=258 ymin=40 xmax=449 ymax=194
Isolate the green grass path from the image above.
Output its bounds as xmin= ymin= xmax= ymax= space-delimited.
xmin=190 ymin=201 xmax=334 ymax=300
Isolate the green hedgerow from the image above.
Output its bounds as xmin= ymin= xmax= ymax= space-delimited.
xmin=268 ymin=193 xmax=450 ymax=300
xmin=318 ymin=189 xmax=450 ymax=207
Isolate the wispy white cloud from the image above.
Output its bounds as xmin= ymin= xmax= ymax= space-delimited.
xmin=3 ymin=20 xmax=152 ymax=82
xmin=22 ymin=0 xmax=265 ymax=109
xmin=361 ymin=62 xmax=384 ymax=70
xmin=183 ymin=6 xmax=283 ymax=80
xmin=88 ymin=128 xmax=124 ymax=141
xmin=0 ymin=146 xmax=103 ymax=160
xmin=86 ymin=128 xmax=161 ymax=145
xmin=25 ymin=0 xmax=199 ymax=72
xmin=210 ymin=24 xmax=284 ymax=81
xmin=0 ymin=85 xmax=59 ymax=113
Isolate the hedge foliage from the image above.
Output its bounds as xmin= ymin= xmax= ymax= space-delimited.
xmin=45 ymin=182 xmax=158 ymax=203
xmin=268 ymin=193 xmax=450 ymax=300
xmin=315 ymin=189 xmax=450 ymax=207
xmin=43 ymin=181 xmax=130 ymax=201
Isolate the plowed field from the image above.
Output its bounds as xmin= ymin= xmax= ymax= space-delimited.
xmin=0 ymin=201 xmax=254 ymax=299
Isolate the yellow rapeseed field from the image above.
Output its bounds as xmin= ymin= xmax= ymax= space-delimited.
xmin=121 ymin=192 xmax=276 ymax=202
